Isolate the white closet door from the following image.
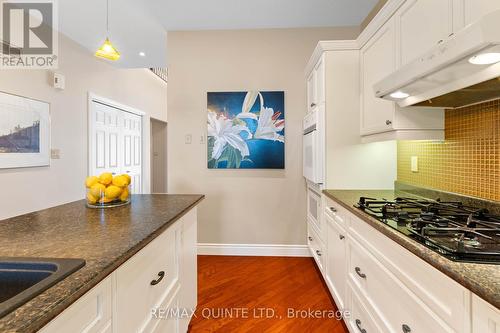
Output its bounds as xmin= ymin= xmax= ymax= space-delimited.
xmin=90 ymin=101 xmax=142 ymax=194
xmin=122 ymin=112 xmax=142 ymax=194
xmin=90 ymin=102 xmax=122 ymax=177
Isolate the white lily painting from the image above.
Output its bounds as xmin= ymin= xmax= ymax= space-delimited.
xmin=207 ymin=91 xmax=285 ymax=169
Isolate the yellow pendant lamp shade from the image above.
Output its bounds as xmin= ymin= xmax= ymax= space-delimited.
xmin=96 ymin=0 xmax=120 ymax=61
xmin=95 ymin=38 xmax=120 ymax=61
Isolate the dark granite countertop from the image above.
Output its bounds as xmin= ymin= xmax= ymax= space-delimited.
xmin=323 ymin=189 xmax=500 ymax=309
xmin=0 ymin=194 xmax=204 ymax=333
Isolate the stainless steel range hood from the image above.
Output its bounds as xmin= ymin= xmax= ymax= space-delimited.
xmin=374 ymin=10 xmax=500 ymax=109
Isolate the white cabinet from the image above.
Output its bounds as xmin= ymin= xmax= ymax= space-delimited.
xmin=325 ymin=211 xmax=347 ymax=310
xmin=397 ymin=0 xmax=454 ymax=66
xmin=317 ymin=194 xmax=479 ymax=333
xmin=39 ymin=207 xmax=198 ymax=333
xmin=115 ymin=221 xmax=181 ymax=333
xmin=179 ymin=209 xmax=198 ymax=333
xmin=472 ymin=295 xmax=500 ymax=333
xmin=39 ymin=277 xmax=113 ymax=333
xmin=463 ymin=0 xmax=500 ymax=26
xmin=360 ymin=18 xmax=397 ymax=136
xmin=306 ymin=54 xmax=325 ymax=113
xmin=307 ymin=186 xmax=322 ymax=234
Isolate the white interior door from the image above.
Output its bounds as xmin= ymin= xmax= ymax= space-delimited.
xmin=90 ymin=100 xmax=143 ymax=194
xmin=122 ymin=111 xmax=142 ymax=194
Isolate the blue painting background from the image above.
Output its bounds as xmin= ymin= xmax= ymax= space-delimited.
xmin=207 ymin=91 xmax=285 ymax=169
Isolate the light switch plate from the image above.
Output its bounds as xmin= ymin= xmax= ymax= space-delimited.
xmin=51 ymin=149 xmax=61 ymax=159
xmin=185 ymin=134 xmax=192 ymax=144
xmin=411 ymin=156 xmax=418 ymax=172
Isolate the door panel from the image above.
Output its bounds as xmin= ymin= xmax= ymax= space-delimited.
xmin=398 ymin=0 xmax=453 ymax=66
xmin=464 ymin=0 xmax=500 ymax=25
xmin=360 ymin=19 xmax=396 ymax=135
xmin=90 ymin=100 xmax=143 ymax=194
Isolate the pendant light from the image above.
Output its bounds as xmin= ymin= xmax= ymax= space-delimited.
xmin=95 ymin=0 xmax=120 ymax=61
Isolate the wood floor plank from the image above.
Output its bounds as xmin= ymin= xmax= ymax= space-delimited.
xmin=188 ymin=256 xmax=349 ymax=333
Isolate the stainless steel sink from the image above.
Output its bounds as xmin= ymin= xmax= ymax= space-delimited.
xmin=0 ymin=257 xmax=85 ymax=317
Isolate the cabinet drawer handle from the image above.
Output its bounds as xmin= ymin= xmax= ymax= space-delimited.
xmin=402 ymin=324 xmax=411 ymax=333
xmin=385 ymin=119 xmax=392 ymax=125
xmin=339 ymin=235 xmax=345 ymax=240
xmin=355 ymin=319 xmax=367 ymax=333
xmin=150 ymin=271 xmax=165 ymax=285
xmin=316 ymin=250 xmax=322 ymax=257
xmin=308 ymin=236 xmax=313 ymax=241
xmin=310 ymin=103 xmax=316 ymax=108
xmin=329 ymin=207 xmax=337 ymax=213
xmin=355 ymin=267 xmax=366 ymax=279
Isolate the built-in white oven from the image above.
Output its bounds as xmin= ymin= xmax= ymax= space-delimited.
xmin=303 ymin=109 xmax=323 ymax=184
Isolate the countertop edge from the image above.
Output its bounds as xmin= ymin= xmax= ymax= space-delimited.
xmin=322 ymin=190 xmax=499 ymax=310
xmin=24 ymin=195 xmax=205 ymax=333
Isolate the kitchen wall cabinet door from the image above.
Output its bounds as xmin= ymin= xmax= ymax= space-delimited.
xmin=306 ymin=54 xmax=325 ymax=113
xmin=397 ymin=0 xmax=454 ymax=66
xmin=464 ymin=0 xmax=500 ymax=26
xmin=325 ymin=213 xmax=347 ymax=310
xmin=472 ymin=295 xmax=500 ymax=333
xmin=360 ymin=18 xmax=397 ymax=135
xmin=306 ymin=72 xmax=315 ymax=113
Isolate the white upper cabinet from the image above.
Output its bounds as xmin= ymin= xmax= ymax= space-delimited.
xmin=463 ymin=0 xmax=500 ymax=26
xmin=360 ymin=2 xmax=446 ymax=141
xmin=306 ymin=71 xmax=315 ymax=113
xmin=360 ymin=18 xmax=397 ymax=135
xmin=397 ymin=0 xmax=454 ymax=66
xmin=306 ymin=54 xmax=325 ymax=113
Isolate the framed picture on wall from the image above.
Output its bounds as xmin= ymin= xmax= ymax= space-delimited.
xmin=207 ymin=91 xmax=285 ymax=169
xmin=0 ymin=91 xmax=50 ymax=169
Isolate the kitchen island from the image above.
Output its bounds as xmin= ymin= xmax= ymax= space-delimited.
xmin=0 ymin=194 xmax=204 ymax=333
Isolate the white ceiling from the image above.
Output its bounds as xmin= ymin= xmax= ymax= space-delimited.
xmin=58 ymin=0 xmax=378 ymax=68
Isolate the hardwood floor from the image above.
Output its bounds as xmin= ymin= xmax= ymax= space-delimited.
xmin=188 ymin=256 xmax=349 ymax=333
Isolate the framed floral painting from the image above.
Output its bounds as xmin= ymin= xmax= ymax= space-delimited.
xmin=207 ymin=91 xmax=285 ymax=169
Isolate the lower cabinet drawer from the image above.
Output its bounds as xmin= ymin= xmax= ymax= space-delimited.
xmin=349 ymin=215 xmax=469 ymax=332
xmin=115 ymin=224 xmax=181 ymax=333
xmin=307 ymin=221 xmax=325 ymax=271
xmin=346 ymin=281 xmax=384 ymax=333
xmin=150 ymin=283 xmax=181 ymax=333
xmin=348 ymin=237 xmax=455 ymax=333
xmin=39 ymin=276 xmax=112 ymax=333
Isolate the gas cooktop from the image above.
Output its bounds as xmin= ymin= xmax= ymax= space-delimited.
xmin=355 ymin=197 xmax=500 ymax=264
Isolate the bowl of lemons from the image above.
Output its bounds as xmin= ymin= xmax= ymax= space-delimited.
xmin=85 ymin=172 xmax=131 ymax=208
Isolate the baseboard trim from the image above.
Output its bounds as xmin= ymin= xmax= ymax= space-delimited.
xmin=197 ymin=243 xmax=311 ymax=257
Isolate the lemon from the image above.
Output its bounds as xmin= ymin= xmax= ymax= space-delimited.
xmin=85 ymin=176 xmax=99 ymax=188
xmin=98 ymin=172 xmax=113 ymax=185
xmin=120 ymin=187 xmax=129 ymax=202
xmin=112 ymin=175 xmax=128 ymax=188
xmin=99 ymin=196 xmax=114 ymax=204
xmin=89 ymin=183 xmax=106 ymax=198
xmin=105 ymin=185 xmax=123 ymax=200
xmin=86 ymin=192 xmax=98 ymax=204
xmin=121 ymin=174 xmax=131 ymax=185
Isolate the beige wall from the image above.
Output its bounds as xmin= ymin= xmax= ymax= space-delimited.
xmin=0 ymin=33 xmax=167 ymax=220
xmin=167 ymin=27 xmax=359 ymax=245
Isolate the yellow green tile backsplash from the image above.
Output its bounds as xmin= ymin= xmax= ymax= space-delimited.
xmin=397 ymin=99 xmax=500 ymax=202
